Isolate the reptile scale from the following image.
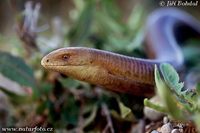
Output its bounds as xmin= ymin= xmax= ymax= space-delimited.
xmin=41 ymin=8 xmax=200 ymax=97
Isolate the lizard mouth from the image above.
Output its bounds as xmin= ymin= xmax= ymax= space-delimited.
xmin=41 ymin=57 xmax=87 ymax=68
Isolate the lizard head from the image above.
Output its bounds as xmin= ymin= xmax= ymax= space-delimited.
xmin=41 ymin=47 xmax=94 ymax=67
xmin=41 ymin=47 xmax=102 ymax=81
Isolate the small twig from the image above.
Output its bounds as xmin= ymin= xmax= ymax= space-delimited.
xmin=16 ymin=1 xmax=49 ymax=55
xmin=23 ymin=1 xmax=33 ymax=31
xmin=101 ymin=103 xmax=115 ymax=133
xmin=75 ymin=100 xmax=84 ymax=133
xmin=31 ymin=3 xmax=41 ymax=32
xmin=23 ymin=1 xmax=42 ymax=34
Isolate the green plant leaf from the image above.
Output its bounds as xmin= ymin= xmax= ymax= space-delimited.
xmin=119 ymin=101 xmax=132 ymax=118
xmin=0 ymin=51 xmax=35 ymax=94
xmin=95 ymin=11 xmax=124 ymax=36
xmin=61 ymin=95 xmax=80 ymax=125
xmin=160 ymin=63 xmax=198 ymax=105
xmin=144 ymin=98 xmax=167 ymax=113
xmin=0 ymin=87 xmax=32 ymax=104
xmin=155 ymin=65 xmax=185 ymax=120
xmin=127 ymin=4 xmax=144 ymax=32
xmin=197 ymin=83 xmax=200 ymax=95
xmin=0 ymin=73 xmax=28 ymax=95
xmin=101 ymin=0 xmax=121 ymax=20
xmin=58 ymin=78 xmax=81 ymax=89
xmin=69 ymin=0 xmax=94 ymax=44
xmin=83 ymin=106 xmax=98 ymax=128
xmin=160 ymin=63 xmax=184 ymax=92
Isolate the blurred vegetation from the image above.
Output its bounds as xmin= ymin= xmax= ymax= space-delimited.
xmin=145 ymin=63 xmax=200 ymax=131
xmin=0 ymin=0 xmax=199 ymax=132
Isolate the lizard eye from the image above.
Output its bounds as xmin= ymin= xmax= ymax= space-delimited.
xmin=62 ymin=54 xmax=70 ymax=61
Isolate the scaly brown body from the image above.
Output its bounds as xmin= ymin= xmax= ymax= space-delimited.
xmin=41 ymin=8 xmax=200 ymax=97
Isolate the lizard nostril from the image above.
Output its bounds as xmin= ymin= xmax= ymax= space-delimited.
xmin=46 ymin=59 xmax=49 ymax=63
